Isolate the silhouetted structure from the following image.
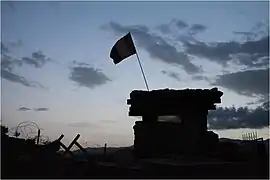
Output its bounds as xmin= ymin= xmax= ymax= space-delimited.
xmin=127 ymin=87 xmax=223 ymax=158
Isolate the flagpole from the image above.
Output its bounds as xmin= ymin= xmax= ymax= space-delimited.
xmin=129 ymin=32 xmax=150 ymax=91
xmin=135 ymin=52 xmax=150 ymax=91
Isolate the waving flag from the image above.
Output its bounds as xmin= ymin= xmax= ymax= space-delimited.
xmin=110 ymin=32 xmax=136 ymax=64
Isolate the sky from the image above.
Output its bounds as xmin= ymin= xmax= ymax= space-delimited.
xmin=1 ymin=1 xmax=269 ymax=147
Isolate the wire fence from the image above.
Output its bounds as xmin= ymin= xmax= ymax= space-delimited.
xmin=7 ymin=121 xmax=50 ymax=145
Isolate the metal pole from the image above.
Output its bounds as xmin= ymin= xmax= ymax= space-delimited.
xmin=130 ymin=32 xmax=150 ymax=91
xmin=135 ymin=53 xmax=150 ymax=91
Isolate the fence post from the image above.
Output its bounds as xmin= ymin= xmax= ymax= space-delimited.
xmin=103 ymin=143 xmax=107 ymax=159
xmin=36 ymin=129 xmax=41 ymax=145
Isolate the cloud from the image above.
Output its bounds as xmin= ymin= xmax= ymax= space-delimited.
xmin=174 ymin=19 xmax=189 ymax=29
xmin=21 ymin=51 xmax=52 ymax=68
xmin=233 ymin=31 xmax=258 ymax=41
xmin=1 ymin=43 xmax=48 ymax=88
xmin=156 ymin=24 xmax=172 ymax=34
xmin=177 ymin=34 xmax=198 ymax=44
xmin=182 ymin=20 xmax=269 ymax=68
xmin=1 ymin=43 xmax=10 ymax=53
xmin=183 ymin=40 xmax=241 ymax=66
xmin=1 ymin=69 xmax=40 ymax=87
xmin=69 ymin=61 xmax=111 ymax=89
xmin=212 ymin=68 xmax=269 ymax=97
xmin=159 ymin=103 xmax=269 ymax=130
xmin=67 ymin=122 xmax=94 ymax=128
xmin=192 ymin=75 xmax=210 ymax=82
xmin=208 ymin=103 xmax=269 ymax=129
xmin=1 ymin=54 xmax=22 ymax=71
xmin=18 ymin=107 xmax=31 ymax=111
xmin=161 ymin=70 xmax=181 ymax=81
xmin=188 ymin=24 xmax=207 ymax=35
xmin=156 ymin=19 xmax=188 ymax=34
xmin=17 ymin=107 xmax=49 ymax=112
xmin=103 ymin=21 xmax=201 ymax=74
xmin=1 ymin=40 xmax=23 ymax=55
xmin=1 ymin=55 xmax=45 ymax=88
xmin=1 ymin=42 xmax=52 ymax=69
xmin=34 ymin=108 xmax=49 ymax=111
xmin=184 ymin=36 xmax=269 ymax=68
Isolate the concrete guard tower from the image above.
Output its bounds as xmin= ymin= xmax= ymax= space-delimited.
xmin=127 ymin=87 xmax=223 ymax=158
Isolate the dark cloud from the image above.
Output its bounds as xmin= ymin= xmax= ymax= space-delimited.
xmin=182 ymin=21 xmax=269 ymax=68
xmin=17 ymin=107 xmax=49 ymax=112
xmin=1 ymin=43 xmax=53 ymax=69
xmin=69 ymin=61 xmax=111 ymax=89
xmin=177 ymin=35 xmax=198 ymax=44
xmin=1 ymin=54 xmax=22 ymax=71
xmin=18 ymin=107 xmax=31 ymax=111
xmin=156 ymin=24 xmax=171 ymax=34
xmin=156 ymin=19 xmax=188 ymax=34
xmin=184 ymin=36 xmax=269 ymax=68
xmin=1 ymin=54 xmax=44 ymax=88
xmin=103 ymin=21 xmax=201 ymax=74
xmin=192 ymin=75 xmax=210 ymax=82
xmin=71 ymin=60 xmax=91 ymax=67
xmin=161 ymin=70 xmax=181 ymax=81
xmin=212 ymin=68 xmax=269 ymax=97
xmin=240 ymin=35 xmax=269 ymax=56
xmin=1 ymin=43 xmax=48 ymax=88
xmin=1 ymin=40 xmax=23 ymax=55
xmin=21 ymin=51 xmax=52 ymax=68
xmin=233 ymin=31 xmax=256 ymax=36
xmin=1 ymin=69 xmax=39 ymax=88
xmin=184 ymin=40 xmax=241 ymax=66
xmin=246 ymin=98 xmax=267 ymax=106
xmin=159 ymin=103 xmax=269 ymax=130
xmin=262 ymin=101 xmax=269 ymax=110
xmin=34 ymin=108 xmax=49 ymax=111
xmin=174 ymin=19 xmax=189 ymax=29
xmin=231 ymin=53 xmax=269 ymax=68
xmin=1 ymin=43 xmax=21 ymax=71
xmin=208 ymin=104 xmax=269 ymax=130
xmin=233 ymin=31 xmax=258 ymax=41
xmin=1 ymin=43 xmax=10 ymax=53
xmin=155 ymin=20 xmax=268 ymax=69
xmin=188 ymin=24 xmax=207 ymax=35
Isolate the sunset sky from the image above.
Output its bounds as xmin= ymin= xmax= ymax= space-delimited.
xmin=1 ymin=1 xmax=269 ymax=147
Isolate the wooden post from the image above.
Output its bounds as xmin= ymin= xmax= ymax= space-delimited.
xmin=62 ymin=134 xmax=80 ymax=156
xmin=75 ymin=141 xmax=87 ymax=154
xmin=58 ymin=134 xmax=64 ymax=141
xmin=36 ymin=129 xmax=41 ymax=145
xmin=58 ymin=134 xmax=89 ymax=157
xmin=103 ymin=143 xmax=107 ymax=159
xmin=60 ymin=142 xmax=73 ymax=156
xmin=67 ymin=134 xmax=80 ymax=150
xmin=58 ymin=134 xmax=73 ymax=156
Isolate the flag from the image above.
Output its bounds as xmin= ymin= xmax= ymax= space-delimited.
xmin=110 ymin=32 xmax=136 ymax=64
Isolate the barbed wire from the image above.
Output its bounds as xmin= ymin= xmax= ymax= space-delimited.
xmin=7 ymin=121 xmax=50 ymax=145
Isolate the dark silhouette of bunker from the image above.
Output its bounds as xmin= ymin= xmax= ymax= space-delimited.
xmin=127 ymin=88 xmax=223 ymax=158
